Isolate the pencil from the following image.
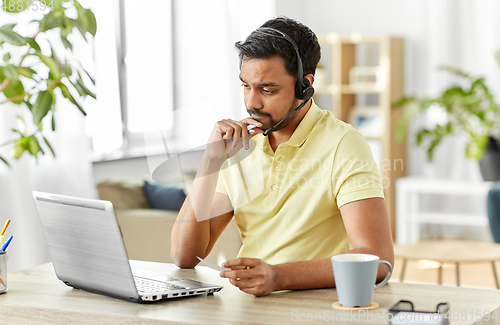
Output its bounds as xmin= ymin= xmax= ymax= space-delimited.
xmin=0 ymin=220 xmax=10 ymax=236
xmin=0 ymin=236 xmax=13 ymax=252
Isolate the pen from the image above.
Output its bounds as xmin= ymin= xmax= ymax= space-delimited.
xmin=0 ymin=219 xmax=10 ymax=236
xmin=1 ymin=235 xmax=13 ymax=252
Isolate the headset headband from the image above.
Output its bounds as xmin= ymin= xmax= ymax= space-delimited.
xmin=254 ymin=27 xmax=304 ymax=90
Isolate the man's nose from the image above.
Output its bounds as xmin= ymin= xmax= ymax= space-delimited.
xmin=245 ymin=88 xmax=263 ymax=110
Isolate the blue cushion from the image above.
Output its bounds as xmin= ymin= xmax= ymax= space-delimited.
xmin=143 ymin=181 xmax=186 ymax=211
xmin=487 ymin=182 xmax=500 ymax=243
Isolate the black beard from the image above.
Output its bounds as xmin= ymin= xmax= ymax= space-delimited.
xmin=247 ymin=100 xmax=300 ymax=132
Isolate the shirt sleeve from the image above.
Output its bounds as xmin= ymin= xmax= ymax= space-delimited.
xmin=332 ymin=130 xmax=384 ymax=207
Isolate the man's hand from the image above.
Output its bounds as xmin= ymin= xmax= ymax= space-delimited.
xmin=220 ymin=258 xmax=278 ymax=296
xmin=206 ymin=118 xmax=264 ymax=162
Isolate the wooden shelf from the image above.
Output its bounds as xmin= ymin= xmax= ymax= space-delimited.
xmin=315 ymin=84 xmax=384 ymax=94
xmin=315 ymin=34 xmax=407 ymax=241
xmin=318 ymin=33 xmax=393 ymax=45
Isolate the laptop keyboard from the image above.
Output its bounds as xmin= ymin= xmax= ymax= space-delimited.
xmin=134 ymin=277 xmax=186 ymax=294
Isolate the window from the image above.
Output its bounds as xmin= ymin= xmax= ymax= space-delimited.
xmin=116 ymin=0 xmax=174 ymax=149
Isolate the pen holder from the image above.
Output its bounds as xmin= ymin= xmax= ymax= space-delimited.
xmin=0 ymin=251 xmax=7 ymax=293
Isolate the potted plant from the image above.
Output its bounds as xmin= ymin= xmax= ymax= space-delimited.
xmin=0 ymin=0 xmax=96 ymax=166
xmin=392 ymin=50 xmax=500 ymax=181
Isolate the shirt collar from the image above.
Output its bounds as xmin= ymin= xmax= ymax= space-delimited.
xmin=286 ymin=99 xmax=321 ymax=147
xmin=253 ymin=99 xmax=321 ymax=150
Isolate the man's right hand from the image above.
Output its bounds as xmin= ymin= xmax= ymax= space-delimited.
xmin=206 ymin=118 xmax=264 ymax=161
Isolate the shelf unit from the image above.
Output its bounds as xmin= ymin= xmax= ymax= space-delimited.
xmin=396 ymin=177 xmax=493 ymax=245
xmin=315 ymin=33 xmax=406 ymax=240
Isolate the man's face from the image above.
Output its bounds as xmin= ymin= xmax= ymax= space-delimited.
xmin=240 ymin=56 xmax=302 ymax=131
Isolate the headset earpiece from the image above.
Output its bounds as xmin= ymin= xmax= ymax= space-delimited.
xmin=301 ymin=78 xmax=314 ymax=101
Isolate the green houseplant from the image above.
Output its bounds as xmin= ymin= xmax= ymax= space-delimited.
xmin=0 ymin=0 xmax=96 ymax=166
xmin=393 ymin=51 xmax=500 ymax=165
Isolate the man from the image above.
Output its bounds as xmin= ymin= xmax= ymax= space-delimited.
xmin=171 ymin=17 xmax=393 ymax=297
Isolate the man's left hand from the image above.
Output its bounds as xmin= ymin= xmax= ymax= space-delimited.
xmin=220 ymin=258 xmax=278 ymax=296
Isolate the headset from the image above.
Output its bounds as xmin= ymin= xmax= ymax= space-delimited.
xmin=248 ymin=27 xmax=315 ymax=136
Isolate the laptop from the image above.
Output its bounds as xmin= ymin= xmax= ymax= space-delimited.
xmin=32 ymin=191 xmax=223 ymax=303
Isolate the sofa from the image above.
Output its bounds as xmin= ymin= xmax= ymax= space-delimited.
xmin=97 ymin=178 xmax=242 ymax=265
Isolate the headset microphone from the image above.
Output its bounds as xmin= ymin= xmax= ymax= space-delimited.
xmin=262 ymin=96 xmax=311 ymax=136
xmin=250 ymin=27 xmax=315 ymax=137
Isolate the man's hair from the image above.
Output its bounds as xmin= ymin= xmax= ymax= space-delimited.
xmin=234 ymin=17 xmax=321 ymax=79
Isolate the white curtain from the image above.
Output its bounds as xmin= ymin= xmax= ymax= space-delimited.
xmin=0 ymin=7 xmax=96 ymax=272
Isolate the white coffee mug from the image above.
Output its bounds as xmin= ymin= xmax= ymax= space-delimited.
xmin=331 ymin=253 xmax=392 ymax=307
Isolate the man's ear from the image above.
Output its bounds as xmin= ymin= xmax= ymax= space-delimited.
xmin=304 ymin=74 xmax=315 ymax=86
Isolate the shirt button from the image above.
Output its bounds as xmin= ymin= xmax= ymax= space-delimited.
xmin=275 ymin=164 xmax=279 ymax=169
xmin=271 ymin=184 xmax=277 ymax=190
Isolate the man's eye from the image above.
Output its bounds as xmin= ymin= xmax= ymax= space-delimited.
xmin=263 ymin=89 xmax=274 ymax=94
xmin=241 ymin=84 xmax=250 ymax=89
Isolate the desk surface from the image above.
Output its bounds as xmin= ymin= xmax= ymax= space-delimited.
xmin=1 ymin=261 xmax=499 ymax=324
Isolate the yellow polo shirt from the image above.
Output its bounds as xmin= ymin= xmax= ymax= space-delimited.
xmin=215 ymin=101 xmax=384 ymax=265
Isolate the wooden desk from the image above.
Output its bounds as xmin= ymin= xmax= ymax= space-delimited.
xmin=0 ymin=261 xmax=499 ymax=324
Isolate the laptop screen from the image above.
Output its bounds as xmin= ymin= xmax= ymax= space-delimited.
xmin=33 ymin=191 xmax=140 ymax=301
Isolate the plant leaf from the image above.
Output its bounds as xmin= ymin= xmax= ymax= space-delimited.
xmin=27 ymin=136 xmax=44 ymax=156
xmin=43 ymin=136 xmax=56 ymax=157
xmin=11 ymin=143 xmax=25 ymax=159
xmin=24 ymin=99 xmax=33 ymax=112
xmin=39 ymin=11 xmax=64 ymax=32
xmin=69 ymin=78 xmax=86 ymax=97
xmin=0 ymin=27 xmax=27 ymax=46
xmin=32 ymin=90 xmax=54 ymax=124
xmin=1 ymin=24 xmax=17 ymax=30
xmin=4 ymin=64 xmax=18 ymax=81
xmin=3 ymin=52 xmax=11 ymax=62
xmin=61 ymin=35 xmax=72 ymax=50
xmin=80 ymin=67 xmax=95 ymax=85
xmin=76 ymin=72 xmax=96 ymax=99
xmin=74 ymin=0 xmax=96 ymax=37
xmin=48 ymin=42 xmax=64 ymax=70
xmin=16 ymin=66 xmax=36 ymax=79
xmin=26 ymin=37 xmax=41 ymax=52
xmin=58 ymin=82 xmax=86 ymax=115
xmin=2 ymin=79 xmax=25 ymax=104
xmin=51 ymin=110 xmax=56 ymax=131
xmin=36 ymin=53 xmax=61 ymax=79
xmin=69 ymin=18 xmax=87 ymax=41
xmin=0 ymin=155 xmax=10 ymax=167
xmin=438 ymin=65 xmax=471 ymax=80
xmin=391 ymin=96 xmax=416 ymax=109
xmin=16 ymin=115 xmax=26 ymax=135
xmin=84 ymin=9 xmax=97 ymax=37
xmin=62 ymin=63 xmax=72 ymax=77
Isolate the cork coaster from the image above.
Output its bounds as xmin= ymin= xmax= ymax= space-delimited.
xmin=332 ymin=301 xmax=379 ymax=311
